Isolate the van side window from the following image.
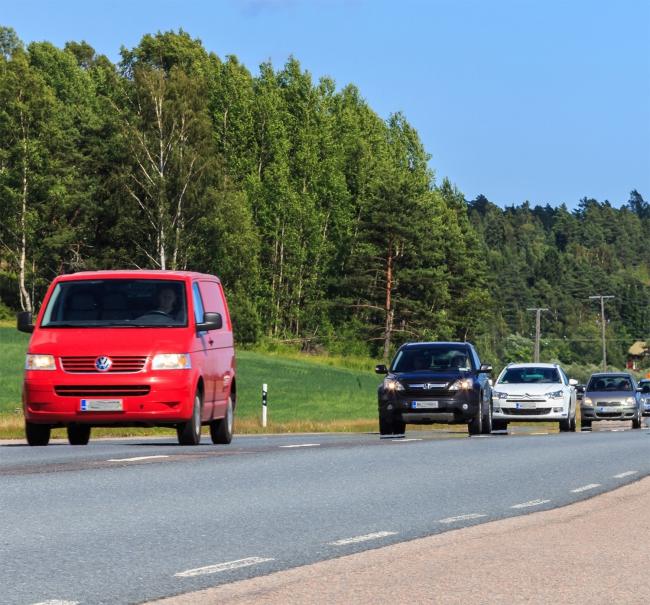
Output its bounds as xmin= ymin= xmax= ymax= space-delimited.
xmin=192 ymin=283 xmax=205 ymax=324
xmin=199 ymin=281 xmax=231 ymax=330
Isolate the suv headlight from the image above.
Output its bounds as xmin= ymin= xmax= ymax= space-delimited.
xmin=382 ymin=378 xmax=404 ymax=392
xmin=449 ymin=378 xmax=473 ymax=390
xmin=25 ymin=354 xmax=56 ymax=370
xmin=493 ymin=391 xmax=508 ymax=400
xmin=583 ymin=397 xmax=593 ymax=406
xmin=152 ymin=353 xmax=192 ymax=370
xmin=545 ymin=390 xmax=564 ymax=399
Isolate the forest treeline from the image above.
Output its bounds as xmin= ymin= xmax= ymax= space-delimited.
xmin=0 ymin=27 xmax=648 ymax=367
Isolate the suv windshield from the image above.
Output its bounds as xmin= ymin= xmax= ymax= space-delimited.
xmin=391 ymin=346 xmax=472 ymax=372
xmin=498 ymin=367 xmax=561 ymax=384
xmin=41 ymin=279 xmax=188 ymax=328
xmin=587 ymin=375 xmax=633 ymax=392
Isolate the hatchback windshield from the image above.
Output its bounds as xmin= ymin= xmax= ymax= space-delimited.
xmin=587 ymin=375 xmax=633 ymax=392
xmin=391 ymin=346 xmax=472 ymax=372
xmin=41 ymin=279 xmax=188 ymax=327
xmin=498 ymin=367 xmax=561 ymax=384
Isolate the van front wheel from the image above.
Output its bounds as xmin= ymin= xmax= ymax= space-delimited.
xmin=67 ymin=424 xmax=91 ymax=445
xmin=210 ymin=396 xmax=234 ymax=444
xmin=177 ymin=391 xmax=202 ymax=445
xmin=25 ymin=421 xmax=51 ymax=446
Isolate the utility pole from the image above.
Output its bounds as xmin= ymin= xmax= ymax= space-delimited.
xmin=589 ymin=295 xmax=614 ymax=371
xmin=527 ymin=308 xmax=549 ymax=362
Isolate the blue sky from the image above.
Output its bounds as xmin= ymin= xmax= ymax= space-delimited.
xmin=3 ymin=0 xmax=649 ymax=207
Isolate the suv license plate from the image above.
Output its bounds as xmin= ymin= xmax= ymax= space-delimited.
xmin=80 ymin=399 xmax=123 ymax=412
xmin=412 ymin=401 xmax=439 ymax=409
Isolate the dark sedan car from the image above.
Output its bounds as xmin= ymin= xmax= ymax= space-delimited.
xmin=376 ymin=342 xmax=493 ymax=436
xmin=580 ymin=372 xmax=643 ymax=430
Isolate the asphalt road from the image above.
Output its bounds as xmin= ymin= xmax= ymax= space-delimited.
xmin=2 ymin=423 xmax=650 ymax=605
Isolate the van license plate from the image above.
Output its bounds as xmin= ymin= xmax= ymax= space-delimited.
xmin=80 ymin=399 xmax=123 ymax=412
xmin=412 ymin=401 xmax=439 ymax=409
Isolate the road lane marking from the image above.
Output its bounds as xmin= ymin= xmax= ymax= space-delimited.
xmin=439 ymin=513 xmax=486 ymax=524
xmin=530 ymin=432 xmax=548 ymax=435
xmin=279 ymin=443 xmax=320 ymax=448
xmin=107 ymin=455 xmax=170 ymax=462
xmin=613 ymin=471 xmax=638 ymax=478
xmin=571 ymin=483 xmax=601 ymax=493
xmin=510 ymin=499 xmax=551 ymax=509
xmin=175 ymin=557 xmax=274 ymax=578
xmin=328 ymin=531 xmax=397 ymax=546
xmin=32 ymin=601 xmax=79 ymax=605
xmin=391 ymin=438 xmax=422 ymax=443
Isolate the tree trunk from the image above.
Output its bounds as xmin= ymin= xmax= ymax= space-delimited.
xmin=382 ymin=242 xmax=394 ymax=360
xmin=19 ymin=107 xmax=32 ymax=313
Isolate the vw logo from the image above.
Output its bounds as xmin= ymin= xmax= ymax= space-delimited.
xmin=95 ymin=356 xmax=113 ymax=372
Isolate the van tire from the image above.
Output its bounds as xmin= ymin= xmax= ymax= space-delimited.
xmin=210 ymin=396 xmax=234 ymax=444
xmin=177 ymin=390 xmax=202 ymax=445
xmin=67 ymin=424 xmax=91 ymax=445
xmin=25 ymin=421 xmax=51 ymax=446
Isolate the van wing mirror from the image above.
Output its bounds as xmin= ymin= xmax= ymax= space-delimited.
xmin=479 ymin=364 xmax=492 ymax=373
xmin=17 ymin=311 xmax=34 ymax=334
xmin=196 ymin=311 xmax=222 ymax=332
xmin=375 ymin=364 xmax=388 ymax=374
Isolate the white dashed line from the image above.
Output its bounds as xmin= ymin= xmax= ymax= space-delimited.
xmin=530 ymin=432 xmax=548 ymax=435
xmin=439 ymin=513 xmax=487 ymax=524
xmin=328 ymin=531 xmax=397 ymax=546
xmin=279 ymin=443 xmax=321 ymax=448
xmin=613 ymin=471 xmax=638 ymax=479
xmin=31 ymin=601 xmax=79 ymax=605
xmin=175 ymin=557 xmax=275 ymax=578
xmin=571 ymin=483 xmax=601 ymax=493
xmin=510 ymin=499 xmax=551 ymax=509
xmin=107 ymin=455 xmax=170 ymax=462
xmin=391 ymin=438 xmax=422 ymax=443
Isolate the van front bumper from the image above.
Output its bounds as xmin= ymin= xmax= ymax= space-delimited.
xmin=23 ymin=370 xmax=196 ymax=426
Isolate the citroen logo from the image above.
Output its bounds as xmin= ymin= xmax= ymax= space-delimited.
xmin=95 ymin=356 xmax=112 ymax=372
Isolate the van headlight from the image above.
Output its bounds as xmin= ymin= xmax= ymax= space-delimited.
xmin=449 ymin=378 xmax=473 ymax=390
xmin=545 ymin=390 xmax=564 ymax=399
xmin=382 ymin=378 xmax=404 ymax=392
xmin=152 ymin=353 xmax=192 ymax=370
xmin=25 ymin=354 xmax=56 ymax=370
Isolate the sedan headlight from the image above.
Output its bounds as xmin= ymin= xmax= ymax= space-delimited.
xmin=545 ymin=390 xmax=564 ymax=399
xmin=151 ymin=353 xmax=192 ymax=370
xmin=25 ymin=354 xmax=56 ymax=370
xmin=583 ymin=397 xmax=593 ymax=406
xmin=449 ymin=378 xmax=473 ymax=390
xmin=625 ymin=397 xmax=635 ymax=405
xmin=382 ymin=378 xmax=404 ymax=392
xmin=493 ymin=391 xmax=508 ymax=400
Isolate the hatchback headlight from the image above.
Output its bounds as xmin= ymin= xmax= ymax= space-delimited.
xmin=449 ymin=378 xmax=473 ymax=390
xmin=152 ymin=353 xmax=192 ymax=370
xmin=546 ymin=390 xmax=564 ymax=399
xmin=382 ymin=378 xmax=404 ymax=392
xmin=25 ymin=354 xmax=56 ymax=370
xmin=583 ymin=397 xmax=593 ymax=406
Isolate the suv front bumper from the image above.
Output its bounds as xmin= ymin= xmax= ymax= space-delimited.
xmin=379 ymin=392 xmax=480 ymax=425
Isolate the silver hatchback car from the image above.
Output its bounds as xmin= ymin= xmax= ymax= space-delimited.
xmin=580 ymin=372 xmax=643 ymax=430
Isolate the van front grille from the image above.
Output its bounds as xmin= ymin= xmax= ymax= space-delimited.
xmin=61 ymin=356 xmax=147 ymax=373
xmin=55 ymin=385 xmax=150 ymax=397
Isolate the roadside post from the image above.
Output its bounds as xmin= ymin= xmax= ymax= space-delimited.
xmin=262 ymin=383 xmax=268 ymax=428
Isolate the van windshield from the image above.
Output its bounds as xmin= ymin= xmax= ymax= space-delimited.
xmin=41 ymin=279 xmax=188 ymax=328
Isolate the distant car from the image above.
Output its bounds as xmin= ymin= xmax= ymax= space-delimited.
xmin=580 ymin=372 xmax=643 ymax=430
xmin=492 ymin=363 xmax=577 ymax=432
xmin=637 ymin=379 xmax=650 ymax=418
xmin=375 ymin=341 xmax=493 ymax=436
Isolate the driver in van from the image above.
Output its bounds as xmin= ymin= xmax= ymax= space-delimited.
xmin=155 ymin=286 xmax=177 ymax=316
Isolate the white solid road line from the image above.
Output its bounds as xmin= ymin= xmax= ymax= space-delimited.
xmin=329 ymin=531 xmax=398 ymax=546
xmin=439 ymin=513 xmax=487 ymax=524
xmin=510 ymin=499 xmax=551 ymax=509
xmin=175 ymin=557 xmax=275 ymax=578
xmin=279 ymin=443 xmax=321 ymax=448
xmin=613 ymin=470 xmax=638 ymax=478
xmin=107 ymin=455 xmax=170 ymax=462
xmin=571 ymin=483 xmax=601 ymax=493
xmin=530 ymin=432 xmax=548 ymax=435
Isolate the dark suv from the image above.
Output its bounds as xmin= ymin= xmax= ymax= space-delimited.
xmin=376 ymin=342 xmax=493 ymax=436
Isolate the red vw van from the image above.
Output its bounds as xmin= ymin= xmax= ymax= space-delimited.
xmin=17 ymin=270 xmax=236 ymax=446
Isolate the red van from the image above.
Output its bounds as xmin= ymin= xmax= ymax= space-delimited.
xmin=17 ymin=270 xmax=236 ymax=447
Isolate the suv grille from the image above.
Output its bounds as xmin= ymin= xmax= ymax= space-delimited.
xmin=61 ymin=356 xmax=147 ymax=373
xmin=55 ymin=385 xmax=150 ymax=397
